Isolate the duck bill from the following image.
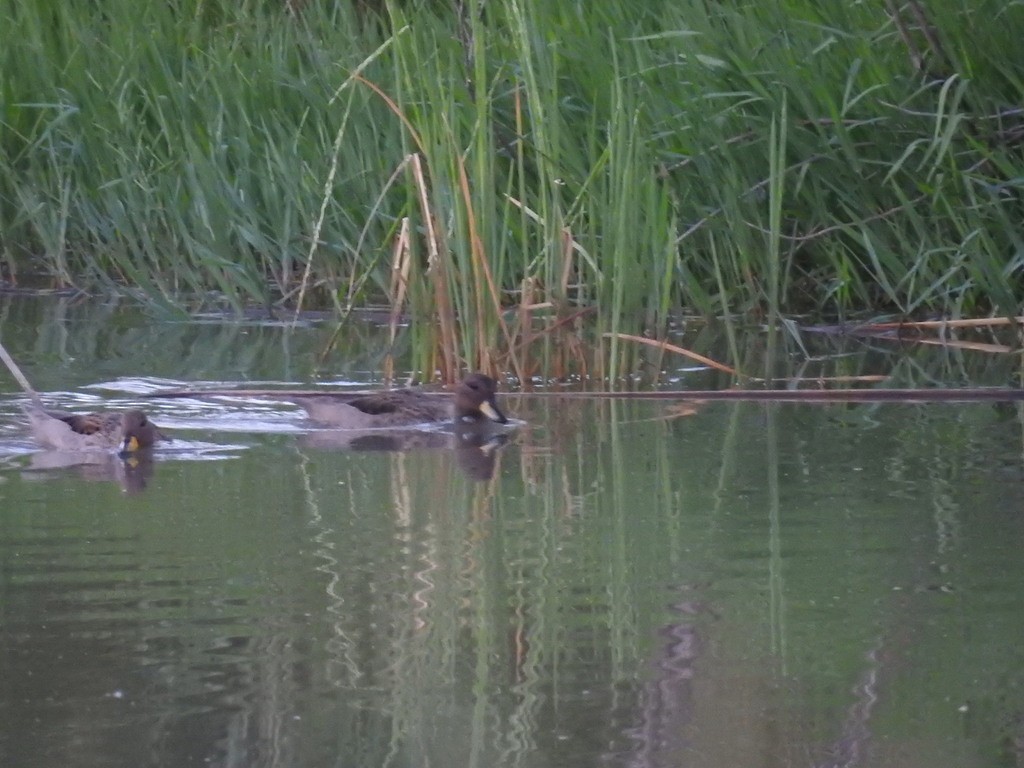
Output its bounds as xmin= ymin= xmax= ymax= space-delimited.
xmin=122 ymin=435 xmax=141 ymax=453
xmin=478 ymin=399 xmax=508 ymax=424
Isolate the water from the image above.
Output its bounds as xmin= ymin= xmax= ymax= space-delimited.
xmin=1 ymin=297 xmax=1023 ymax=767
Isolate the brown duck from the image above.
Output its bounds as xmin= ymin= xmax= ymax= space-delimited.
xmin=1 ymin=339 xmax=164 ymax=453
xmin=292 ymin=373 xmax=509 ymax=429
xmin=22 ymin=402 xmax=165 ymax=453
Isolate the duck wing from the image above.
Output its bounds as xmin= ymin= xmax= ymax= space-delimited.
xmin=344 ymin=391 xmax=412 ymax=416
xmin=57 ymin=412 xmax=120 ymax=437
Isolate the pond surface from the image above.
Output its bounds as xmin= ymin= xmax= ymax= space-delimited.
xmin=1 ymin=297 xmax=1023 ymax=768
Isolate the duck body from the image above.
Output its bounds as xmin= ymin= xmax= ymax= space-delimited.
xmin=293 ymin=373 xmax=509 ymax=429
xmin=22 ymin=402 xmax=164 ymax=453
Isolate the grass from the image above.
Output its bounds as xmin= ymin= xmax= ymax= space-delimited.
xmin=2 ymin=0 xmax=1023 ymax=381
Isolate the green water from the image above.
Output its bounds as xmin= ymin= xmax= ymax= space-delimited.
xmin=1 ymin=297 xmax=1023 ymax=768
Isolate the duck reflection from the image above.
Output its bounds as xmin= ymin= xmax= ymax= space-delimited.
xmin=24 ymin=449 xmax=156 ymax=493
xmin=299 ymin=425 xmax=511 ymax=481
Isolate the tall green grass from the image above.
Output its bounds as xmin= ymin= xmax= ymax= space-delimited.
xmin=2 ymin=0 xmax=1022 ymax=379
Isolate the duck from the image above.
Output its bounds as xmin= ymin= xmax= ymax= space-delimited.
xmin=22 ymin=402 xmax=165 ymax=453
xmin=0 ymin=340 xmax=165 ymax=453
xmin=291 ymin=372 xmax=510 ymax=429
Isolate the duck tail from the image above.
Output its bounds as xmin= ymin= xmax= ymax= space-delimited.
xmin=0 ymin=339 xmax=46 ymax=409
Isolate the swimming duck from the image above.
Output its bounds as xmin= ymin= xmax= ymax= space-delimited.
xmin=292 ymin=372 xmax=509 ymax=429
xmin=0 ymin=340 xmax=165 ymax=453
xmin=22 ymin=403 xmax=165 ymax=453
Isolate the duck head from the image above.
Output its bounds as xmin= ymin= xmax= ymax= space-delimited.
xmin=454 ymin=373 xmax=508 ymax=424
xmin=121 ymin=410 xmax=162 ymax=453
